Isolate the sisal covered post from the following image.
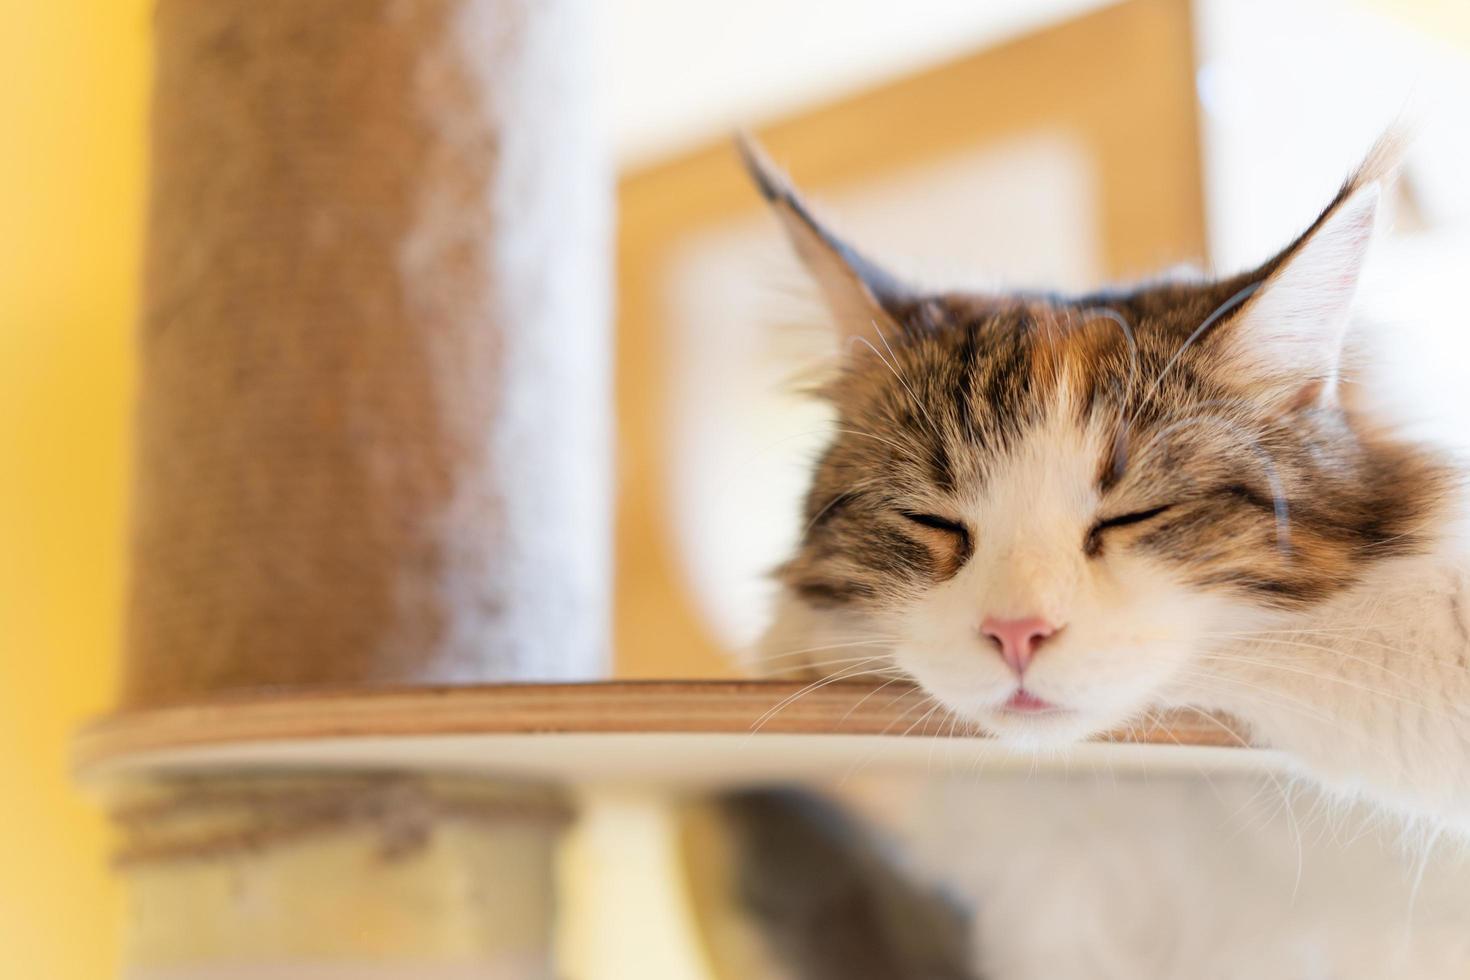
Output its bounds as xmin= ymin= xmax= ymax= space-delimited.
xmin=124 ymin=0 xmax=610 ymax=706
xmin=105 ymin=2 xmax=608 ymax=975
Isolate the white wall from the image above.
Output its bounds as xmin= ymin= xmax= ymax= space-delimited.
xmin=605 ymin=0 xmax=1112 ymax=166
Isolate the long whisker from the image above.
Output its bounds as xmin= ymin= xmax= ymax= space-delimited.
xmin=1179 ymin=697 xmax=1309 ymax=884
xmin=834 ymin=674 xmax=909 ymax=729
xmin=1208 ymin=632 xmax=1470 ymax=684
xmin=1080 ymin=306 xmax=1138 ymax=390
xmin=1133 ymin=411 xmax=1292 ymax=552
xmin=877 ymin=690 xmax=939 ymax=738
xmin=839 ymin=688 xmax=938 ymax=785
xmin=899 ymin=699 xmax=947 ymax=739
xmin=830 ymin=426 xmax=930 ymax=466
xmin=1078 ymin=306 xmax=1138 ymax=481
xmin=1193 ymin=653 xmax=1448 ymax=715
xmin=1168 ymin=666 xmax=1340 ymax=726
xmin=1133 ymin=280 xmax=1262 ymax=422
xmin=1348 ymin=508 xmax=1454 ymax=554
xmin=1174 ymin=665 xmax=1419 ymax=759
xmin=873 ymin=321 xmax=946 ymax=442
xmin=747 ymin=661 xmax=900 ymax=734
xmin=754 ymin=639 xmax=899 ymax=664
xmin=797 ymin=475 xmax=899 ymax=536
xmin=755 ymin=655 xmax=900 ymax=679
xmin=1135 ymin=704 xmax=1244 ymax=809
xmin=851 ymin=329 xmax=945 ymax=449
xmin=1203 ymin=625 xmax=1404 ymax=637
xmin=1171 ymin=665 xmax=1414 ymax=784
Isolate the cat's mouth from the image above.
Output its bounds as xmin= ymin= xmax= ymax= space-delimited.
xmin=998 ymin=688 xmax=1069 ymax=715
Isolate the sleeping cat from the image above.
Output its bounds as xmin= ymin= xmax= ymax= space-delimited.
xmin=740 ymin=132 xmax=1470 ymax=828
xmin=709 ymin=134 xmax=1470 ymax=979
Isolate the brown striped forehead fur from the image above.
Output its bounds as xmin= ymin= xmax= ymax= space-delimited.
xmin=783 ymin=272 xmax=1452 ymax=612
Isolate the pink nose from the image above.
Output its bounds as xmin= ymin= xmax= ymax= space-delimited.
xmin=979 ymin=616 xmax=1057 ymax=675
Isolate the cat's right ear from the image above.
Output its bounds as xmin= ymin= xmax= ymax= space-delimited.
xmin=736 ymin=134 xmax=911 ymax=345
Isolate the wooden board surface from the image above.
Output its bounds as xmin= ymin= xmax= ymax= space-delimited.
xmin=74 ymin=680 xmax=1263 ymax=785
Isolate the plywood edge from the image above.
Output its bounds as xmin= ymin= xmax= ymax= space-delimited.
xmin=74 ymin=680 xmax=1254 ymax=780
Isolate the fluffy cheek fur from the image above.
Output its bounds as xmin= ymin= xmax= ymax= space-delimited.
xmin=892 ymin=553 xmax=1238 ymax=747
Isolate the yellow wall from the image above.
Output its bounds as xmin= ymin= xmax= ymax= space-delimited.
xmin=0 ymin=0 xmax=148 ymax=977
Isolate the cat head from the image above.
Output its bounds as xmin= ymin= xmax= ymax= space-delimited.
xmin=744 ymin=134 xmax=1449 ymax=746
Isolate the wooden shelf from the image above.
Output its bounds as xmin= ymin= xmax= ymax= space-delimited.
xmin=75 ymin=680 xmax=1269 ymax=788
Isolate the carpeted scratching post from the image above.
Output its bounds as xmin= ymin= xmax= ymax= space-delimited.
xmin=125 ymin=0 xmax=609 ymax=707
xmin=108 ymin=2 xmax=608 ymax=976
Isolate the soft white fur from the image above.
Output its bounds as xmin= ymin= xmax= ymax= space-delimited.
xmin=829 ymin=773 xmax=1470 ymax=980
xmin=1175 ymin=522 xmax=1470 ymax=829
xmin=756 ymin=164 xmax=1470 ymax=973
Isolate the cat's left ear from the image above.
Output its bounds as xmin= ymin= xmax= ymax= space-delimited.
xmin=1217 ymin=136 xmax=1401 ymax=409
xmin=736 ymin=134 xmax=912 ymax=345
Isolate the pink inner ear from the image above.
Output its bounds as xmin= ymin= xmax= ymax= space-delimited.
xmin=1223 ymin=182 xmax=1380 ymax=394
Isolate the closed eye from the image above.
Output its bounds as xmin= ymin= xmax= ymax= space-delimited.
xmin=901 ymin=512 xmax=969 ymax=538
xmin=1095 ymin=504 xmax=1172 ymax=531
xmin=1085 ymin=504 xmax=1172 ymax=556
xmin=901 ymin=512 xmax=973 ymax=576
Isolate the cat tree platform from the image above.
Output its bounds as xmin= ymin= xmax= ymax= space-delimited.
xmin=74 ymin=680 xmax=1268 ymax=787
